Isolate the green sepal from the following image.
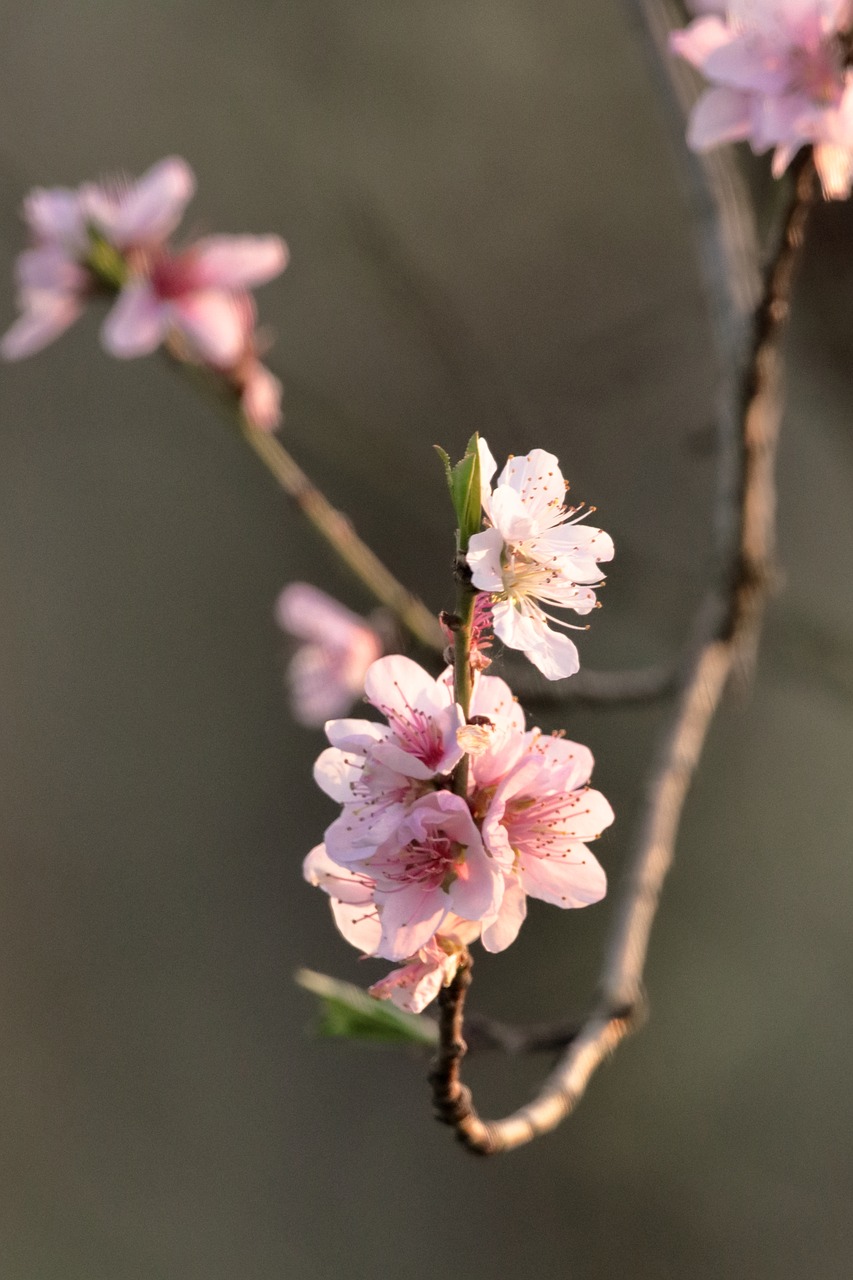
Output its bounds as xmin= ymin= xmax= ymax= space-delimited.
xmin=295 ymin=969 xmax=438 ymax=1047
xmin=435 ymin=432 xmax=482 ymax=552
xmin=85 ymin=231 xmax=128 ymax=292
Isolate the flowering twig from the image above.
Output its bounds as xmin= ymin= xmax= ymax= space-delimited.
xmin=428 ymin=14 xmax=818 ymax=1153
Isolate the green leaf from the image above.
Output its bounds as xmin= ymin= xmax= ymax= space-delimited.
xmin=295 ymin=969 xmax=439 ymax=1047
xmin=436 ymin=433 xmax=482 ymax=552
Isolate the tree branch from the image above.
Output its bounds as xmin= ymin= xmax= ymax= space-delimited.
xmin=429 ymin=0 xmax=817 ymax=1154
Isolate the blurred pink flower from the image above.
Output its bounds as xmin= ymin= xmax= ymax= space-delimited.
xmin=102 ymin=234 xmax=287 ymax=363
xmin=670 ymin=0 xmax=853 ymax=197
xmin=466 ymin=439 xmax=613 ymax=680
xmin=1 ymin=157 xmax=194 ymax=359
xmin=276 ymin=584 xmax=382 ymax=727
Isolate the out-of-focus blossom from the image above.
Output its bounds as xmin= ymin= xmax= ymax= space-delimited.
xmin=276 ymin=584 xmax=383 ymax=727
xmin=1 ymin=157 xmax=195 ymax=359
xmin=102 ymin=234 xmax=287 ymax=363
xmin=466 ymin=439 xmax=614 ymax=680
xmin=670 ymin=0 xmax=853 ymax=197
xmin=2 ymin=157 xmax=289 ymax=416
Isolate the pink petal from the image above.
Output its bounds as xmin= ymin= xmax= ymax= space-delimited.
xmin=101 ymin=283 xmax=169 ymax=357
xmin=481 ymin=876 xmax=527 ymax=953
xmin=111 ymin=156 xmax=196 ymax=247
xmin=518 ymin=847 xmax=607 ymax=909
xmin=330 ymin=897 xmax=382 ymax=952
xmin=173 ymin=290 xmax=246 ymax=364
xmin=669 ymin=16 xmax=734 ymax=69
xmin=192 ymin=235 xmax=289 ymax=289
xmin=497 ymin=448 xmax=566 ymax=519
xmin=16 ymin=246 xmax=88 ymax=293
xmin=23 ymin=187 xmax=87 ymax=250
xmin=375 ymin=885 xmax=447 ymax=961
xmin=687 ymin=86 xmax=754 ymax=150
xmin=703 ymin=35 xmax=792 ymax=94
xmin=0 ymin=294 xmax=82 ymax=359
xmin=276 ymin=583 xmax=365 ymax=643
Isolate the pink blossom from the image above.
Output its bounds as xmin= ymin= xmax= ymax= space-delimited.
xmin=276 ymin=584 xmax=383 ymax=726
xmin=314 ymin=655 xmax=465 ymax=858
xmin=361 ymin=791 xmax=503 ymax=961
xmin=102 ymin=234 xmax=287 ymax=363
xmin=466 ymin=439 xmax=614 ymax=680
xmin=1 ymin=157 xmax=195 ymax=360
xmin=670 ymin=0 xmax=853 ymax=197
xmin=481 ymin=732 xmax=612 ymax=925
xmin=304 ymin=842 xmax=479 ymax=1013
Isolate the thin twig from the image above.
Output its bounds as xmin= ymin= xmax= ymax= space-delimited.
xmin=239 ymin=423 xmax=444 ymax=650
xmin=162 ymin=350 xmax=444 ymax=652
xmin=513 ymin=660 xmax=677 ymax=706
xmin=429 ymin=0 xmax=817 ymax=1153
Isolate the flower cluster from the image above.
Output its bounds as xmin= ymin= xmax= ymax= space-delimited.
xmin=671 ymin=0 xmax=853 ymax=198
xmin=1 ymin=157 xmax=287 ymax=428
xmin=305 ymin=654 xmax=613 ymax=1013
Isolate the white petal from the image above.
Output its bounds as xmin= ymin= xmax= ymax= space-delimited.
xmin=312 ymin=746 xmax=362 ymax=803
xmin=466 ymin=526 xmax=505 ymax=592
xmin=497 ymin=449 xmax=565 ymax=517
xmin=524 ymin=630 xmax=581 ymax=680
xmin=477 ymin=436 xmax=498 ymax=516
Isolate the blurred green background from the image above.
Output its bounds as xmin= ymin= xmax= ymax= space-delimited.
xmin=1 ymin=2 xmax=852 ymax=1277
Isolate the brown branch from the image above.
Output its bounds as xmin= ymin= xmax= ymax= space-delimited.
xmin=429 ymin=2 xmax=818 ymax=1153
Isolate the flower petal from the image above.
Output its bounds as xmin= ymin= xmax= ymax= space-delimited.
xmin=110 ymin=156 xmax=196 ymax=246
xmin=192 ymin=235 xmax=289 ymax=289
xmin=101 ymin=283 xmax=168 ymax=357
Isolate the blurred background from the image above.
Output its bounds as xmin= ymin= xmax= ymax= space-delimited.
xmin=0 ymin=2 xmax=852 ymax=1276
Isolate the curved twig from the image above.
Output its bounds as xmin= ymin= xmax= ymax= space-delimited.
xmin=429 ymin=0 xmax=817 ymax=1154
